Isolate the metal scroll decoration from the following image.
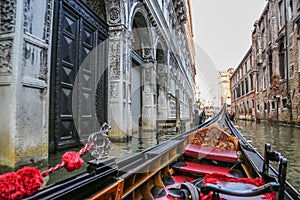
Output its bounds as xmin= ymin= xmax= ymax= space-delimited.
xmin=88 ymin=122 xmax=112 ymax=160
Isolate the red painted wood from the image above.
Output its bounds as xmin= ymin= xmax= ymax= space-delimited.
xmin=184 ymin=144 xmax=238 ymax=163
xmin=179 ymin=161 xmax=234 ymax=177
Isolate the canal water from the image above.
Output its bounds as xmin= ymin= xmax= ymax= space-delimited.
xmin=46 ymin=121 xmax=300 ymax=192
xmin=46 ymin=131 xmax=179 ymax=186
xmin=234 ymin=120 xmax=300 ymax=191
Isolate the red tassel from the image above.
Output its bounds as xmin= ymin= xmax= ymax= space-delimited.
xmin=0 ymin=172 xmax=25 ymax=200
xmin=62 ymin=151 xmax=84 ymax=172
xmin=0 ymin=145 xmax=90 ymax=199
xmin=17 ymin=167 xmax=43 ymax=197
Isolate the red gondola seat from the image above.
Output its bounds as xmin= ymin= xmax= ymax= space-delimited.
xmin=184 ymin=144 xmax=238 ymax=163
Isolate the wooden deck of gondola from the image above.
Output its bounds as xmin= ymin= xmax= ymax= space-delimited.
xmin=119 ymin=139 xmax=185 ymax=199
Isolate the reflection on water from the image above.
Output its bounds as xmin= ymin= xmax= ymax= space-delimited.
xmin=109 ymin=134 xmax=156 ymax=160
xmin=109 ymin=131 xmax=179 ymax=161
xmin=47 ymin=130 xmax=180 ymax=186
xmin=234 ymin=120 xmax=300 ymax=190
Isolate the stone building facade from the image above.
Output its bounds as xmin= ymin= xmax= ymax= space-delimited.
xmin=231 ymin=0 xmax=300 ymax=125
xmin=231 ymin=49 xmax=256 ymax=120
xmin=0 ymin=0 xmax=196 ymax=169
xmin=218 ymin=68 xmax=234 ymax=108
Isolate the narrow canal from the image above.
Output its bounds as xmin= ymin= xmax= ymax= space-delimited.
xmin=234 ymin=120 xmax=300 ymax=191
xmin=47 ymin=121 xmax=300 ymax=192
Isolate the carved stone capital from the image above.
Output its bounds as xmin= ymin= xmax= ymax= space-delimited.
xmin=0 ymin=40 xmax=13 ymax=74
xmin=0 ymin=0 xmax=16 ymax=34
xmin=142 ymin=47 xmax=152 ymax=60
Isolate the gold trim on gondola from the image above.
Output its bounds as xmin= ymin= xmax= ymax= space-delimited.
xmin=191 ymin=125 xmax=239 ymax=150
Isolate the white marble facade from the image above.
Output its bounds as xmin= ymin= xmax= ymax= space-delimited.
xmin=0 ymin=0 xmax=52 ymax=168
xmin=0 ymin=0 xmax=195 ymax=168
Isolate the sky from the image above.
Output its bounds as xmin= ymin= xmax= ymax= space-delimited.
xmin=189 ymin=0 xmax=267 ymax=103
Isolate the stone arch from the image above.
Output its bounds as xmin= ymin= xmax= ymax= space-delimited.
xmin=129 ymin=2 xmax=151 ymax=30
xmin=130 ymin=4 xmax=156 ymax=133
xmin=129 ymin=6 xmax=151 ymax=134
xmin=130 ymin=3 xmax=153 ymax=59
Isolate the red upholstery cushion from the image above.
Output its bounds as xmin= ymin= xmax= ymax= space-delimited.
xmin=184 ymin=144 xmax=238 ymax=163
xmin=179 ymin=161 xmax=234 ymax=177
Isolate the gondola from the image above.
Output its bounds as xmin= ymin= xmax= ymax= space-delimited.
xmin=20 ymin=105 xmax=299 ymax=200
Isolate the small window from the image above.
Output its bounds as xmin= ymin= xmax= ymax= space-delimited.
xmin=264 ymin=102 xmax=268 ymax=111
xmin=279 ymin=1 xmax=285 ymax=28
xmin=269 ymin=54 xmax=273 ymax=86
xmin=256 ymin=74 xmax=260 ymax=92
xmin=271 ymin=101 xmax=276 ymax=110
xmin=290 ymin=64 xmax=295 ymax=78
xmin=263 ymin=67 xmax=267 ymax=89
xmin=279 ymin=42 xmax=286 ymax=80
xmin=262 ymin=28 xmax=266 ymax=50
xmin=282 ymin=98 xmax=288 ymax=108
xmin=288 ymin=0 xmax=294 ymax=20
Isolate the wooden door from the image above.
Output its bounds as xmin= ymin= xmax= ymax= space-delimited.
xmin=49 ymin=0 xmax=108 ymax=152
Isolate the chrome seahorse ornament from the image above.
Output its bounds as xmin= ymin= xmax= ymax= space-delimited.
xmin=87 ymin=122 xmax=112 ymax=160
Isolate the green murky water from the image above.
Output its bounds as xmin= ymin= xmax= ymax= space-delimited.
xmin=234 ymin=120 xmax=300 ymax=190
xmin=47 ymin=121 xmax=300 ymax=191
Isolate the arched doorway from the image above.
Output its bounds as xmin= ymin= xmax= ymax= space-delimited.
xmin=130 ymin=10 xmax=154 ymax=137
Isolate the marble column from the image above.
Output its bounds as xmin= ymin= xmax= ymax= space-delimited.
xmin=107 ymin=27 xmax=133 ymax=139
xmin=142 ymin=60 xmax=157 ymax=133
xmin=157 ymin=63 xmax=168 ymax=120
